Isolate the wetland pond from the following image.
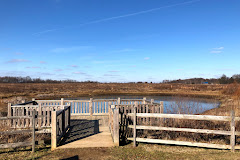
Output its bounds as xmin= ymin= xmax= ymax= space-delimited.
xmin=70 ymin=95 xmax=220 ymax=114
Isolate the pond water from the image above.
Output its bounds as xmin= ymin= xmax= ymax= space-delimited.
xmin=70 ymin=95 xmax=220 ymax=114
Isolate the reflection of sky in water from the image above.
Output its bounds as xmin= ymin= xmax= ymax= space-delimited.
xmin=69 ymin=95 xmax=220 ymax=114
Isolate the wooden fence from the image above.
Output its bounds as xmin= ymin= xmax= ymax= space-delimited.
xmin=127 ymin=107 xmax=240 ymax=152
xmin=35 ymin=97 xmax=150 ymax=115
xmin=51 ymin=105 xmax=71 ymax=150
xmin=109 ymin=102 xmax=163 ymax=146
xmin=0 ymin=110 xmax=41 ymax=153
xmin=8 ymin=103 xmax=69 ymax=129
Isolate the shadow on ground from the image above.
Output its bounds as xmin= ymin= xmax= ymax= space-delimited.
xmin=60 ymin=119 xmax=100 ymax=146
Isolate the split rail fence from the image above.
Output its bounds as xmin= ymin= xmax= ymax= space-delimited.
xmin=127 ymin=107 xmax=240 ymax=152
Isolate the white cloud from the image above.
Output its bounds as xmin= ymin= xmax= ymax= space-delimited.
xmin=55 ymin=69 xmax=63 ymax=72
xmin=7 ymin=59 xmax=30 ymax=63
xmin=210 ymin=46 xmax=224 ymax=54
xmin=144 ymin=57 xmax=150 ymax=60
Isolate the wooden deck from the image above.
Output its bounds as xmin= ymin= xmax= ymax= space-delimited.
xmin=57 ymin=119 xmax=114 ymax=149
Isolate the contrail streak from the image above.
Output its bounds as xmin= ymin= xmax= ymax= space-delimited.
xmin=33 ymin=0 xmax=201 ymax=36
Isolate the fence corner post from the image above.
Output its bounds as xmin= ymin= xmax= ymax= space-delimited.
xmin=32 ymin=109 xmax=36 ymax=154
xmin=7 ymin=103 xmax=11 ymax=126
xmin=89 ymin=98 xmax=93 ymax=116
xmin=113 ymin=107 xmax=119 ymax=146
xmin=133 ymin=105 xmax=137 ymax=147
xmin=51 ymin=110 xmax=57 ymax=150
xmin=231 ymin=110 xmax=235 ymax=152
xmin=7 ymin=103 xmax=11 ymax=117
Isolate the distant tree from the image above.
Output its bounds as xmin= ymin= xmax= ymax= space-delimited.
xmin=232 ymin=74 xmax=240 ymax=83
xmin=219 ymin=74 xmax=229 ymax=84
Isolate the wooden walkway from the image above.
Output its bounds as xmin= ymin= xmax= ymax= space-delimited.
xmin=58 ymin=119 xmax=114 ymax=148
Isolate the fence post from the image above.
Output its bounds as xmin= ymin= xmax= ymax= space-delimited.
xmin=113 ymin=106 xmax=119 ymax=146
xmin=51 ymin=111 xmax=57 ymax=150
xmin=133 ymin=105 xmax=137 ymax=147
xmin=68 ymin=106 xmax=71 ymax=127
xmin=89 ymin=98 xmax=93 ymax=116
xmin=38 ymin=103 xmax=42 ymax=128
xmin=32 ymin=109 xmax=36 ymax=153
xmin=143 ymin=97 xmax=146 ymax=104
xmin=61 ymin=98 xmax=64 ymax=106
xmin=7 ymin=103 xmax=11 ymax=126
xmin=231 ymin=110 xmax=235 ymax=152
xmin=117 ymin=97 xmax=121 ymax=104
xmin=150 ymin=99 xmax=154 ymax=104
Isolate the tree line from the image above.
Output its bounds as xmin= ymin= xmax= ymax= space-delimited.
xmin=1 ymin=74 xmax=240 ymax=84
xmin=163 ymin=74 xmax=240 ymax=84
xmin=0 ymin=76 xmax=97 ymax=83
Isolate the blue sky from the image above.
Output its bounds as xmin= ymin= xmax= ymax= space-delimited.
xmin=0 ymin=0 xmax=239 ymax=82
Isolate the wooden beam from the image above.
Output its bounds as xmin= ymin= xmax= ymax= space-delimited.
xmin=133 ymin=103 xmax=137 ymax=147
xmin=127 ymin=138 xmax=232 ymax=149
xmin=51 ymin=110 xmax=57 ymax=150
xmin=89 ymin=98 xmax=93 ymax=116
xmin=113 ymin=107 xmax=119 ymax=146
xmin=32 ymin=110 xmax=36 ymax=153
xmin=231 ymin=110 xmax=235 ymax=152
xmin=127 ymin=113 xmax=232 ymax=121
xmin=128 ymin=125 xmax=232 ymax=135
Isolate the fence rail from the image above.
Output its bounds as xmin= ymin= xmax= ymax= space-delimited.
xmin=8 ymin=103 xmax=68 ymax=129
xmin=35 ymin=97 xmax=151 ymax=115
xmin=127 ymin=108 xmax=239 ymax=152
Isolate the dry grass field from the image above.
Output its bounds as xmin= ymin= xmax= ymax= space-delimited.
xmin=0 ymin=82 xmax=235 ymax=112
xmin=1 ymin=82 xmax=239 ymax=112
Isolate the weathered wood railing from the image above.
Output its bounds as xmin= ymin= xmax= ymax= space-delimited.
xmin=51 ymin=105 xmax=71 ymax=150
xmin=0 ymin=110 xmax=42 ymax=153
xmin=8 ymin=103 xmax=69 ymax=129
xmin=34 ymin=97 xmax=151 ymax=115
xmin=127 ymin=108 xmax=240 ymax=152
